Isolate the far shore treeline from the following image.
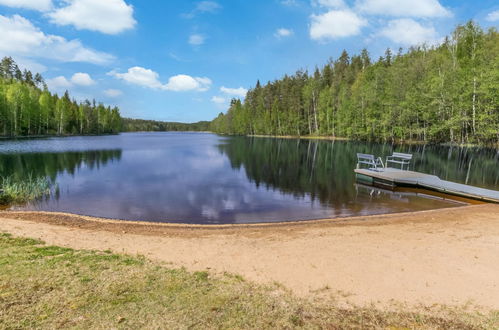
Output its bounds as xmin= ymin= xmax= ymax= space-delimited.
xmin=212 ymin=22 xmax=498 ymax=146
xmin=0 ymin=57 xmax=211 ymax=138
xmin=121 ymin=118 xmax=210 ymax=132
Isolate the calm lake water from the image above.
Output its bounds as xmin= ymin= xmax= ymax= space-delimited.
xmin=0 ymin=132 xmax=497 ymax=224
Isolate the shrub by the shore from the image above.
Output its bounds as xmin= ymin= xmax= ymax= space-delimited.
xmin=0 ymin=233 xmax=497 ymax=329
xmin=0 ymin=175 xmax=52 ymax=204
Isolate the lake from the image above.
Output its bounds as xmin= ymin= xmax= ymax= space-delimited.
xmin=0 ymin=132 xmax=497 ymax=224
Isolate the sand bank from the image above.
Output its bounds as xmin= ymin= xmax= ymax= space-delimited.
xmin=1 ymin=204 xmax=498 ymax=310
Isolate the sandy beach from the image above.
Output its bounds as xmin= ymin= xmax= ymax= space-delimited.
xmin=1 ymin=204 xmax=498 ymax=310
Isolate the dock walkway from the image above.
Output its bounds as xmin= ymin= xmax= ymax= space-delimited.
xmin=354 ymin=167 xmax=499 ymax=203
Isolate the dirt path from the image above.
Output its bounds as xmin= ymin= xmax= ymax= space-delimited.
xmin=1 ymin=204 xmax=499 ymax=310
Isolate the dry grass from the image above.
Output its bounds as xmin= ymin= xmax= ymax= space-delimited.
xmin=0 ymin=232 xmax=497 ymax=329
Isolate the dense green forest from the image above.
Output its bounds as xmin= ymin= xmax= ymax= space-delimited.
xmin=0 ymin=56 xmax=208 ymax=137
xmin=211 ymin=22 xmax=498 ymax=145
xmin=122 ymin=118 xmax=210 ymax=132
xmin=0 ymin=57 xmax=122 ymax=137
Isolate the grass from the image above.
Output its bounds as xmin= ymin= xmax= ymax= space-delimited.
xmin=0 ymin=175 xmax=53 ymax=205
xmin=0 ymin=232 xmax=497 ymax=329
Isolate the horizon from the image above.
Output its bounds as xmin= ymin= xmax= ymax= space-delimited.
xmin=0 ymin=0 xmax=498 ymax=123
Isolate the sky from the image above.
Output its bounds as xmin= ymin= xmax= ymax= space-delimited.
xmin=0 ymin=0 xmax=497 ymax=123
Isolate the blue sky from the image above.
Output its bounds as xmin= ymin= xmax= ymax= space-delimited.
xmin=0 ymin=0 xmax=497 ymax=122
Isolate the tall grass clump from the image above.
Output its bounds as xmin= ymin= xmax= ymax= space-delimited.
xmin=0 ymin=175 xmax=53 ymax=204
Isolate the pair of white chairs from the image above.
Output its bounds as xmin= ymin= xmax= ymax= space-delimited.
xmin=356 ymin=152 xmax=412 ymax=171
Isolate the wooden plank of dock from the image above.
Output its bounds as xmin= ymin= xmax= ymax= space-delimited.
xmin=354 ymin=167 xmax=499 ymax=203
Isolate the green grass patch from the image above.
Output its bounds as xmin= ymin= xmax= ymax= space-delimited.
xmin=0 ymin=175 xmax=53 ymax=205
xmin=0 ymin=233 xmax=497 ymax=329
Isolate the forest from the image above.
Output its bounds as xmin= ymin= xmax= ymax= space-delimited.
xmin=122 ymin=118 xmax=210 ymax=132
xmin=0 ymin=57 xmax=122 ymax=137
xmin=210 ymin=22 xmax=498 ymax=145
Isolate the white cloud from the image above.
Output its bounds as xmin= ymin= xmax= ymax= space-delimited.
xmin=183 ymin=1 xmax=221 ymax=18
xmin=168 ymin=52 xmax=190 ymax=62
xmin=310 ymin=10 xmax=367 ymax=41
xmin=46 ymin=76 xmax=72 ymax=90
xmin=0 ymin=14 xmax=114 ymax=65
xmin=111 ymin=66 xmax=164 ymax=89
xmin=378 ymin=19 xmax=439 ymax=46
xmin=220 ymin=86 xmax=248 ymax=98
xmin=0 ymin=15 xmax=46 ymax=54
xmin=314 ymin=0 xmax=346 ymax=8
xmin=196 ymin=1 xmax=221 ymax=12
xmin=211 ymin=96 xmax=226 ymax=104
xmin=48 ymin=0 xmax=136 ymax=34
xmin=486 ymin=10 xmax=499 ymax=22
xmin=71 ymin=72 xmax=95 ymax=86
xmin=0 ymin=0 xmax=52 ymax=11
xmin=355 ymin=0 xmax=451 ymax=18
xmin=188 ymin=34 xmax=205 ymax=45
xmin=110 ymin=67 xmax=212 ymax=92
xmin=46 ymin=72 xmax=96 ymax=91
xmin=13 ymin=57 xmax=47 ymax=73
xmin=274 ymin=28 xmax=294 ymax=38
xmin=104 ymin=89 xmax=123 ymax=97
xmin=165 ymin=75 xmax=212 ymax=92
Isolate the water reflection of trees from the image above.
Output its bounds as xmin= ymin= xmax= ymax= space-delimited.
xmin=405 ymin=145 xmax=499 ymax=188
xmin=0 ymin=149 xmax=122 ymax=182
xmin=218 ymin=137 xmax=365 ymax=208
xmin=218 ymin=137 xmax=498 ymax=207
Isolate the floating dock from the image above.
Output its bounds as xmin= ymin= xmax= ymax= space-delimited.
xmin=355 ymin=167 xmax=499 ymax=203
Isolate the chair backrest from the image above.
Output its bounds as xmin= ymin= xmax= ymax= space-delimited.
xmin=391 ymin=152 xmax=412 ymax=160
xmin=357 ymin=153 xmax=375 ymax=161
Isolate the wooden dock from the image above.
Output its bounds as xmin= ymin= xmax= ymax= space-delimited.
xmin=354 ymin=167 xmax=499 ymax=203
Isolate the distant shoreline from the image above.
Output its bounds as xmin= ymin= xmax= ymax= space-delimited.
xmin=244 ymin=134 xmax=498 ymax=148
xmin=0 ymin=133 xmax=119 ymax=140
xmin=1 ymin=131 xmax=496 ymax=148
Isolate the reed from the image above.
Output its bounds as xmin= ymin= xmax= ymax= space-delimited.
xmin=0 ymin=175 xmax=52 ymax=204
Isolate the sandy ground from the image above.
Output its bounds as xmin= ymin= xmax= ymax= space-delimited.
xmin=1 ymin=204 xmax=498 ymax=310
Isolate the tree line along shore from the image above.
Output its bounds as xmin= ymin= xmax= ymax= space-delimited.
xmin=0 ymin=57 xmax=121 ymax=136
xmin=1 ymin=21 xmax=497 ymax=146
xmin=210 ymin=22 xmax=498 ymax=146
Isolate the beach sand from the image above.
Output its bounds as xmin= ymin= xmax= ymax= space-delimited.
xmin=1 ymin=204 xmax=498 ymax=310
